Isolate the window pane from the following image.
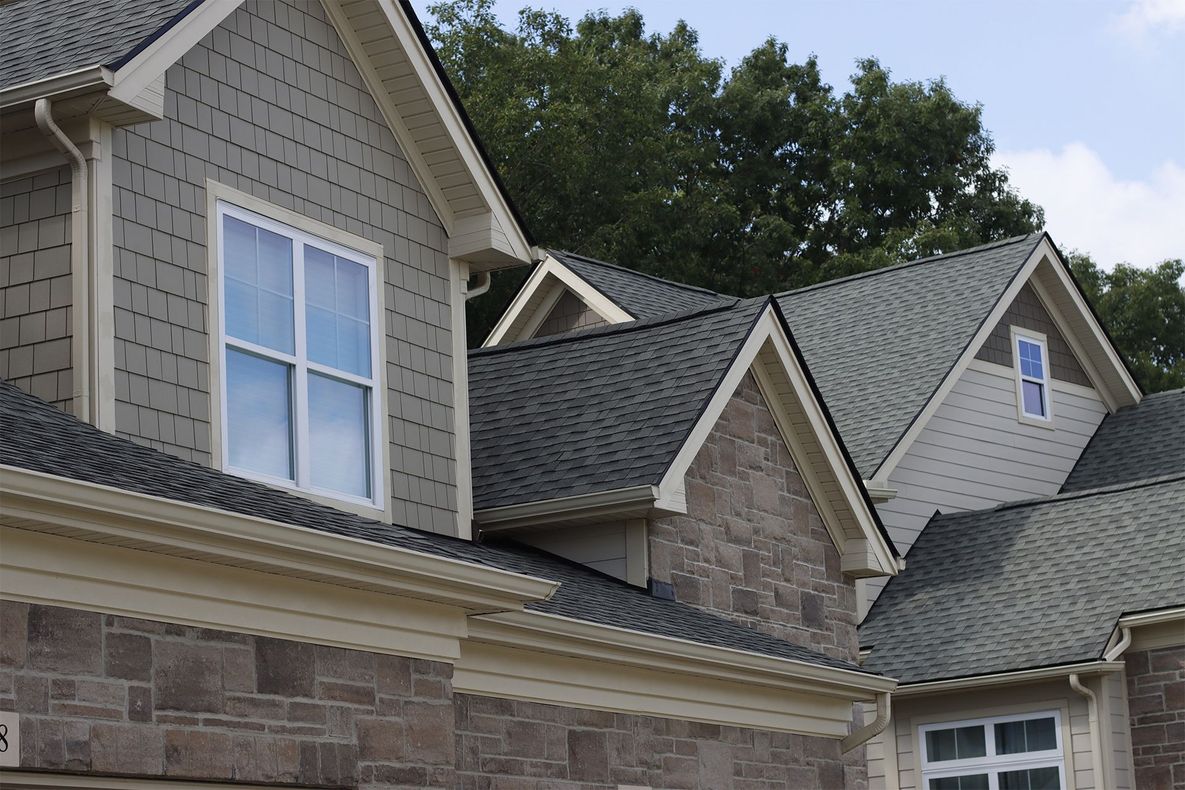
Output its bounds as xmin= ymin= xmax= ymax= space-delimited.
xmin=997 ymin=718 xmax=1057 ymax=755
xmin=1018 ymin=339 xmax=1044 ymax=379
xmin=1022 ymin=380 xmax=1046 ymax=417
xmin=1026 ymin=718 xmax=1057 ymax=752
xmin=927 ymin=726 xmax=986 ymax=762
xmin=1000 ymin=766 xmax=1061 ymax=790
xmin=930 ymin=776 xmax=989 ymax=790
xmin=304 ymin=245 xmax=371 ymax=376
xmin=223 ymin=214 xmax=293 ymax=354
xmin=308 ymin=373 xmax=370 ymax=498
xmin=226 ymin=349 xmax=292 ymax=480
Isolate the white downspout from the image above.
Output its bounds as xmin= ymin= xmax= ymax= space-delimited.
xmin=34 ymin=98 xmax=91 ymax=422
xmin=464 ymin=270 xmax=491 ymax=301
xmin=1069 ymin=673 xmax=1108 ymax=789
xmin=1104 ymin=626 xmax=1132 ymax=661
xmin=842 ymin=691 xmax=892 ymax=753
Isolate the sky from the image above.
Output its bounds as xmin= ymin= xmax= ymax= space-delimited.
xmin=412 ymin=0 xmax=1185 ymax=269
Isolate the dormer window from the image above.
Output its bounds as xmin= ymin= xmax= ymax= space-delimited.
xmin=213 ymin=197 xmax=385 ymax=510
xmin=1012 ymin=328 xmax=1052 ymax=424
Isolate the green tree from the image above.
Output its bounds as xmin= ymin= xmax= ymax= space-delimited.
xmin=426 ymin=0 xmax=1044 ymax=341
xmin=1068 ymin=254 xmax=1185 ymax=393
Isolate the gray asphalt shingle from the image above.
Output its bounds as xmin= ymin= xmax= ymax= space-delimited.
xmin=550 ymin=250 xmax=731 ymax=318
xmin=777 ymin=234 xmax=1042 ymax=479
xmin=0 ymin=378 xmax=863 ymax=672
xmin=859 ymin=476 xmax=1185 ymax=684
xmin=1061 ymin=388 xmax=1185 ymax=493
xmin=0 ymin=0 xmax=199 ymax=90
xmin=468 ymin=297 xmax=764 ymax=511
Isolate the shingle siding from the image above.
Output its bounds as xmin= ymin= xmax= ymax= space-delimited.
xmin=109 ymin=0 xmax=458 ymax=532
xmin=533 ymin=289 xmax=607 ymax=338
xmin=0 ymin=166 xmax=74 ymax=412
xmin=975 ymin=282 xmax=1090 ymax=385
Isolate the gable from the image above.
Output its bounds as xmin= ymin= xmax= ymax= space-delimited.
xmin=535 ymin=289 xmax=607 ymax=338
xmin=975 ymin=282 xmax=1090 ymax=386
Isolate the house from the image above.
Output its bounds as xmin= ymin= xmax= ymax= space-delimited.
xmin=485 ymin=242 xmax=1183 ymax=790
xmin=1 ymin=0 xmax=903 ymax=787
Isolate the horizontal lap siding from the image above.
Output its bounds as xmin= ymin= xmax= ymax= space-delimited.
xmin=110 ymin=0 xmax=458 ymax=532
xmin=865 ymin=362 xmax=1106 ymax=612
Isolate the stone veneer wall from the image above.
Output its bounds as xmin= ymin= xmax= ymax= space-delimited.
xmin=454 ymin=694 xmax=862 ymax=789
xmin=109 ymin=0 xmax=459 ymax=532
xmin=1126 ymin=644 xmax=1185 ymax=790
xmin=649 ymin=373 xmax=859 ymax=664
xmin=0 ymin=165 xmax=74 ymax=411
xmin=1 ymin=601 xmax=456 ymax=788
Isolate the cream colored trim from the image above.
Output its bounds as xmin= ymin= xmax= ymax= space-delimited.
xmin=483 ymin=254 xmax=634 ymax=345
xmin=454 ymin=609 xmax=894 ymax=737
xmin=966 ymin=357 xmax=1102 ymax=400
xmin=0 ymin=465 xmax=558 ymax=612
xmin=1120 ymin=606 xmax=1185 ymax=629
xmin=863 ymin=480 xmax=898 ymax=502
xmin=893 ymin=661 xmax=1125 ymax=697
xmin=475 ymin=485 xmax=671 ymax=531
xmin=1 ymin=526 xmax=467 ymax=663
xmin=1011 ymin=324 xmax=1057 ymax=429
xmin=624 ymin=518 xmax=648 ymax=587
xmin=0 ymin=67 xmax=112 ymax=110
xmin=0 ymin=772 xmax=289 ymax=790
xmin=89 ymin=118 xmax=116 ymax=432
xmin=874 ymin=236 xmax=1140 ymax=481
xmin=203 ymin=179 xmax=395 ymax=522
xmin=1109 ymin=607 xmax=1185 ymax=653
xmin=451 ymin=260 xmax=475 ymax=539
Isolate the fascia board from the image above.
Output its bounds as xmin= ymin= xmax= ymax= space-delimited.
xmin=892 ymin=660 xmax=1125 ymax=697
xmin=469 ymin=609 xmax=897 ymax=699
xmin=473 ymin=484 xmax=672 ymax=531
xmin=0 ymin=66 xmax=113 ymax=110
xmin=0 ymin=465 xmax=558 ymax=611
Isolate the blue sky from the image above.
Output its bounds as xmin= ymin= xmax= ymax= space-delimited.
xmin=413 ymin=0 xmax=1185 ymax=267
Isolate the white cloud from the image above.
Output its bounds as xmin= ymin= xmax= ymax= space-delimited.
xmin=993 ymin=142 xmax=1185 ymax=268
xmin=1115 ymin=0 xmax=1185 ymax=38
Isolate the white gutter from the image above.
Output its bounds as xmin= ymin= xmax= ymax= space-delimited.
xmin=475 ymin=484 xmax=679 ymax=531
xmin=842 ymin=691 xmax=892 ymax=753
xmin=0 ymin=66 xmax=112 ymax=110
xmin=1069 ymin=673 xmax=1107 ymax=788
xmin=34 ymin=98 xmax=92 ymax=424
xmin=892 ymin=660 xmax=1125 ymax=697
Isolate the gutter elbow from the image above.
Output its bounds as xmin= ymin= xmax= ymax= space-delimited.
xmin=464 ymin=271 xmax=491 ymax=301
xmin=841 ymin=691 xmax=892 ymax=753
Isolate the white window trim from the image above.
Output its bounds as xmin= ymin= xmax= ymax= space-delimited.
xmin=1011 ymin=326 xmax=1055 ymax=429
xmin=918 ymin=710 xmax=1067 ymax=790
xmin=205 ymin=181 xmax=392 ymax=521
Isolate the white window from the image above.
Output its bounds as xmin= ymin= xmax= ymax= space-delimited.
xmin=215 ymin=200 xmax=384 ymax=508
xmin=1012 ymin=329 xmax=1052 ymax=423
xmin=919 ymin=711 xmax=1065 ymax=790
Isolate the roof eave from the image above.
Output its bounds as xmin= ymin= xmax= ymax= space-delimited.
xmin=473 ymin=484 xmax=682 ymax=532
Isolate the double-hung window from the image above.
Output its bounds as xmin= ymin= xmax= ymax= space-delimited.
xmin=1013 ymin=329 xmax=1051 ymax=423
xmin=216 ymin=200 xmax=383 ymax=508
xmin=919 ymin=711 xmax=1065 ymax=790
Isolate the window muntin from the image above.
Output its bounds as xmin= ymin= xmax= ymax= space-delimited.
xmin=920 ymin=712 xmax=1064 ymax=790
xmin=217 ymin=201 xmax=383 ymax=507
xmin=1014 ymin=333 xmax=1051 ymax=421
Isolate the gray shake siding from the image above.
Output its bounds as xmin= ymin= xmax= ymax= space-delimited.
xmin=0 ymin=166 xmax=74 ymax=411
xmin=110 ymin=0 xmax=458 ymax=532
xmin=534 ymin=289 xmax=608 ymax=338
xmin=975 ymin=282 xmax=1090 ymax=386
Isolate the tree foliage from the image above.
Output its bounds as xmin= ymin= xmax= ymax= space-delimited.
xmin=1068 ymin=254 xmax=1185 ymax=393
xmin=427 ymin=0 xmax=1045 ymax=341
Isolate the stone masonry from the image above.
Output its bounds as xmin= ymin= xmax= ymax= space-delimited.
xmin=0 ymin=165 xmax=74 ymax=411
xmin=1 ymin=600 xmax=456 ymax=788
xmin=108 ymin=0 xmax=459 ymax=532
xmin=1126 ymin=644 xmax=1185 ymax=790
xmin=455 ymin=694 xmax=863 ymax=790
xmin=649 ymin=373 xmax=859 ymax=664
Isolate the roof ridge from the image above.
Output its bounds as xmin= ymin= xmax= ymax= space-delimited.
xmin=937 ymin=473 xmax=1185 ymax=519
xmin=469 ymin=295 xmax=756 ymax=358
xmin=549 ymin=249 xmax=728 ymax=299
xmin=778 ymin=233 xmax=1043 ymax=298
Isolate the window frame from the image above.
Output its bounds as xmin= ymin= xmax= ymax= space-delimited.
xmin=1011 ymin=326 xmax=1054 ymax=427
xmin=206 ymin=182 xmax=391 ymax=519
xmin=918 ymin=710 xmax=1066 ymax=790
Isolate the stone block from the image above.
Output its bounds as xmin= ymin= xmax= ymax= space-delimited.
xmin=26 ymin=605 xmax=102 ymax=675
xmin=91 ymin=722 xmax=165 ymax=774
xmin=568 ymin=729 xmax=609 ymax=782
xmin=405 ymin=701 xmax=454 ymax=765
xmin=255 ymin=637 xmax=314 ymax=697
xmin=105 ymin=632 xmax=152 ymax=681
xmin=164 ymin=728 xmax=233 ymax=777
xmin=356 ymin=716 xmax=407 ymax=761
xmin=154 ymin=640 xmax=224 ymax=713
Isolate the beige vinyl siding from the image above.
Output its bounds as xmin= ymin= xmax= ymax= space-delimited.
xmin=875 ymin=680 xmax=1100 ymax=790
xmin=864 ymin=360 xmax=1106 ymax=611
xmin=522 ymin=521 xmax=628 ymax=580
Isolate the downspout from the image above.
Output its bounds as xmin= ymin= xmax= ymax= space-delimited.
xmin=841 ymin=691 xmax=891 ymax=753
xmin=1069 ymin=673 xmax=1107 ymax=789
xmin=464 ymin=271 xmax=491 ymax=301
xmin=34 ymin=98 xmax=91 ymax=422
xmin=1104 ymin=626 xmax=1132 ymax=661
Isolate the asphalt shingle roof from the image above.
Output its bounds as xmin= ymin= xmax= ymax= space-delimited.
xmin=0 ymin=0 xmax=199 ymax=91
xmin=859 ymin=476 xmax=1185 ymax=684
xmin=550 ymin=250 xmax=730 ymax=319
xmin=0 ymin=379 xmax=863 ymax=672
xmin=1061 ymin=388 xmax=1185 ymax=493
xmin=468 ymin=297 xmax=763 ymax=511
xmin=778 ymin=234 xmax=1042 ymax=478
